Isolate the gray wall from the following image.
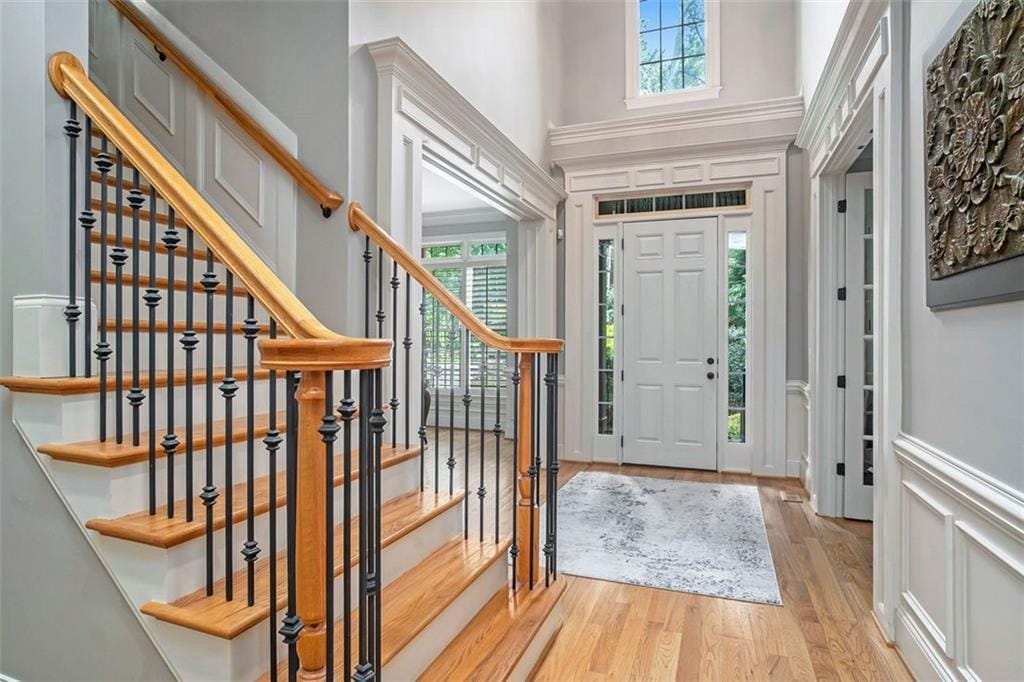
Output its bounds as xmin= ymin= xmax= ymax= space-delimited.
xmin=0 ymin=3 xmax=172 ymax=679
xmin=149 ymin=0 xmax=352 ymax=333
xmin=901 ymin=0 xmax=1024 ymax=490
xmin=560 ymin=0 xmax=798 ymax=125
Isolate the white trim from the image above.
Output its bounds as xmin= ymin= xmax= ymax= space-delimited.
xmin=623 ymin=0 xmax=722 ymax=109
xmin=422 ymin=207 xmax=510 ymax=228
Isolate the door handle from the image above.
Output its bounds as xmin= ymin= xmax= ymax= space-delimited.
xmin=706 ymin=371 xmax=716 ymax=380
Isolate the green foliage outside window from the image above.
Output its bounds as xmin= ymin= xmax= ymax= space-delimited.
xmin=727 ymin=235 xmax=747 ymax=442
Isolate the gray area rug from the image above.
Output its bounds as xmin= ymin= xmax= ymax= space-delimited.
xmin=549 ymin=471 xmax=782 ymax=605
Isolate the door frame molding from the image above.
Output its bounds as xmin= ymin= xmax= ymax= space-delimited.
xmin=799 ymin=0 xmax=904 ymax=640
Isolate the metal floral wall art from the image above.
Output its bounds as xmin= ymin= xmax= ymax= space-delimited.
xmin=925 ymin=0 xmax=1024 ymax=281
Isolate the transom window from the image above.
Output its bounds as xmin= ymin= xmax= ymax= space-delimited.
xmin=639 ymin=0 xmax=706 ymax=94
xmin=422 ymin=236 xmax=508 ymax=392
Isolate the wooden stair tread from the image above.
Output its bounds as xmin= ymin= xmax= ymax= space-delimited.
xmin=90 ymin=230 xmax=215 ymax=264
xmin=102 ymin=318 xmax=271 ymax=335
xmin=38 ymin=411 xmax=286 ymax=467
xmin=259 ymin=535 xmax=512 ymax=679
xmin=140 ymin=488 xmax=464 ymax=639
xmin=92 ymin=270 xmax=247 ymax=297
xmin=85 ymin=444 xmax=421 ymax=548
xmin=0 ymin=366 xmax=271 ymax=396
xmin=419 ymin=579 xmax=567 ymax=681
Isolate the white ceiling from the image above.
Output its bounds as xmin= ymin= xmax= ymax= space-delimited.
xmin=422 ymin=166 xmax=495 ymax=215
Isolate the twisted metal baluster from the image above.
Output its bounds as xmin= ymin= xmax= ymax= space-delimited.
xmin=242 ymin=294 xmax=260 ymax=605
xmin=182 ymin=229 xmax=198 ymax=521
xmin=199 ymin=253 xmax=219 ymax=595
xmin=112 ymin=149 xmax=126 ymax=443
xmin=161 ymin=208 xmax=180 ymax=517
xmin=221 ymin=272 xmax=238 ymax=600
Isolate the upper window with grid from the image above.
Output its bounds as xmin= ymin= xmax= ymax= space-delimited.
xmin=638 ymin=0 xmax=706 ymax=94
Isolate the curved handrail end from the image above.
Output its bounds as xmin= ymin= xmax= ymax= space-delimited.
xmin=48 ymin=51 xmax=83 ymax=99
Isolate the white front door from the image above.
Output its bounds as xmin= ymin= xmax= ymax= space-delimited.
xmin=622 ymin=217 xmax=719 ymax=469
xmin=842 ymin=171 xmax=875 ymax=520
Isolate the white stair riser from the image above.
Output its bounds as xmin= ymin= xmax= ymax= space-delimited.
xmin=152 ymin=497 xmax=463 ymax=682
xmin=384 ymin=551 xmax=509 ymax=680
xmin=93 ymin=454 xmax=421 ymax=605
xmin=508 ymin=593 xmax=564 ymax=681
xmin=11 ymin=378 xmax=283 ymax=446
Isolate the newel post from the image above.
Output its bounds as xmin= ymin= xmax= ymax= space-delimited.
xmin=516 ymin=353 xmax=540 ymax=585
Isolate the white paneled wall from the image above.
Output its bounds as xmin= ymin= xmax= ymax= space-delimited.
xmin=895 ymin=435 xmax=1024 ymax=680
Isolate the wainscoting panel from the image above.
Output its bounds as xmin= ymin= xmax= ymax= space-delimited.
xmin=894 ymin=435 xmax=1024 ymax=680
xmin=786 ymin=381 xmax=808 ymax=481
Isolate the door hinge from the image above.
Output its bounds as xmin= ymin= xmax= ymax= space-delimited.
xmin=621 ymin=237 xmax=625 ymax=250
xmin=620 ymin=369 xmax=624 ymax=381
xmin=621 ymin=304 xmax=624 ymax=316
xmin=620 ymin=435 xmax=624 ymax=447
xmin=837 ymin=199 xmax=847 ymax=213
xmin=837 ymin=286 xmax=847 ymax=301
xmin=837 ymin=375 xmax=847 ymax=389
xmin=836 ymin=462 xmax=846 ymax=476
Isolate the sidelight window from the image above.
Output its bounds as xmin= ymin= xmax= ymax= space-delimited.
xmin=597 ymin=239 xmax=616 ymax=435
xmin=727 ymin=231 xmax=747 ymax=443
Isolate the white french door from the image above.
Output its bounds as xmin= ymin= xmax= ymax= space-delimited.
xmin=841 ymin=171 xmax=874 ymax=520
xmin=621 ymin=217 xmax=719 ymax=470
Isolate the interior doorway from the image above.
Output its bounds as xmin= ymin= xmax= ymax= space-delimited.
xmin=839 ymin=144 xmax=875 ymax=520
xmin=621 ymin=217 xmax=719 ymax=470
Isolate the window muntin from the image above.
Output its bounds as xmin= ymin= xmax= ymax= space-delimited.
xmin=726 ymin=231 xmax=748 ymax=443
xmin=638 ymin=0 xmax=706 ymax=95
xmin=422 ymin=236 xmax=508 ymax=392
xmin=597 ymin=239 xmax=616 ymax=435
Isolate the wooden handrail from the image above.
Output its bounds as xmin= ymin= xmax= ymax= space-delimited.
xmin=348 ymin=203 xmax=564 ymax=355
xmin=106 ymin=0 xmax=344 ymax=217
xmin=49 ymin=52 xmax=390 ymax=369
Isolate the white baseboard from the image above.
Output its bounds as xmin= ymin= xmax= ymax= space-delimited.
xmin=786 ymin=380 xmax=809 ymax=483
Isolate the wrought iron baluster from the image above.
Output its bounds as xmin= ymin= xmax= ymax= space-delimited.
xmin=376 ymin=247 xmax=385 ymax=339
xmin=510 ymin=353 xmax=520 ymax=588
xmin=242 ymin=294 xmax=260 ymax=606
xmin=494 ymin=350 xmax=503 ymax=543
xmin=162 ymin=208 xmax=180 ymax=517
xmin=143 ymin=187 xmax=160 ymax=515
xmin=64 ymin=103 xmax=81 ymax=377
xmin=80 ymin=117 xmax=95 ymax=378
xmin=353 ymin=369 xmax=373 ymax=682
xmin=112 ymin=149 xmax=126 ymax=443
xmin=221 ymin=272 xmax=238 ymax=600
xmin=528 ymin=353 xmax=537 ymax=589
xmin=126 ymin=171 xmax=144 ymax=447
xmin=478 ymin=346 xmax=487 ymax=543
xmin=544 ymin=355 xmax=555 ymax=586
xmin=338 ymin=371 xmax=355 ymax=679
xmin=371 ymin=369 xmax=385 ymax=675
xmin=446 ymin=315 xmax=456 ymax=496
xmin=433 ymin=297 xmax=440 ymax=492
xmin=462 ymin=329 xmax=472 ymax=539
xmin=390 ymin=261 xmax=400 ymax=447
xmin=550 ymin=353 xmax=559 ymax=578
xmin=182 ymin=229 xmax=197 ymax=521
xmin=363 ymin=237 xmax=372 ymax=337
xmin=418 ymin=291 xmax=427 ymax=491
xmin=263 ymin=320 xmax=281 ymax=681
xmin=94 ymin=139 xmax=113 ymax=442
xmin=319 ymin=372 xmax=339 ymax=681
xmin=199 ymin=253 xmax=219 ymax=595
xmin=281 ymin=371 xmax=303 ymax=682
xmin=404 ymin=272 xmax=411 ymax=450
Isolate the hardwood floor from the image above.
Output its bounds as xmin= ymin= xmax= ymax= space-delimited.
xmin=421 ymin=429 xmax=910 ymax=680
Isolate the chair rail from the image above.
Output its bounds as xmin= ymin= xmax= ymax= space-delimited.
xmin=348 ymin=202 xmax=564 ymax=355
xmin=49 ymin=52 xmax=389 ymax=368
xmin=107 ymin=0 xmax=344 ymax=217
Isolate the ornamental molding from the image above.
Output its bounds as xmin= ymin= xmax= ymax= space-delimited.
xmin=367 ymin=37 xmax=566 ymax=215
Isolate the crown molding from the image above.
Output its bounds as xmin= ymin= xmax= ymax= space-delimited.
xmin=795 ymin=0 xmax=889 ymax=151
xmin=367 ymin=37 xmax=566 ymax=213
xmin=548 ymin=95 xmax=803 ymax=171
xmin=422 ymin=207 xmax=512 ymax=228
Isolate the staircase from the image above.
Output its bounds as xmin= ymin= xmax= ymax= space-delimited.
xmin=0 ymin=47 xmax=564 ymax=681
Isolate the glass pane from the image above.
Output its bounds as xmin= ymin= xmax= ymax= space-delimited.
xmin=640 ymin=29 xmax=659 ymax=64
xmin=640 ymin=62 xmax=661 ymax=94
xmin=864 ymin=338 xmax=874 ymax=386
xmin=598 ymin=404 xmax=615 ymax=435
xmin=864 ymin=237 xmax=874 ymax=285
xmin=864 ymin=188 xmax=874 ymax=235
xmin=639 ymin=0 xmax=660 ymax=31
xmin=683 ymin=0 xmax=705 ymax=24
xmin=864 ymin=287 xmax=873 ymax=335
xmin=863 ymin=440 xmax=874 ymax=486
xmin=661 ymin=59 xmax=683 ymax=91
xmin=683 ymin=55 xmax=706 ymax=87
xmin=599 ymin=370 xmax=615 ymax=403
xmin=598 ymin=199 xmax=626 ymax=215
xmin=423 ymin=244 xmax=461 ymax=259
xmin=655 ymin=194 xmax=685 ymax=211
xmin=728 ymin=409 xmax=745 ymax=443
xmin=683 ymin=22 xmax=704 ymax=57
xmin=660 ymin=0 xmax=682 ymax=26
xmin=469 ymin=241 xmax=507 ymax=257
xmin=685 ymin=192 xmax=714 ymax=209
xmin=729 ymin=373 xmax=746 ymax=409
xmin=863 ymin=388 xmax=874 ymax=437
xmin=660 ymin=27 xmax=682 ymax=60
